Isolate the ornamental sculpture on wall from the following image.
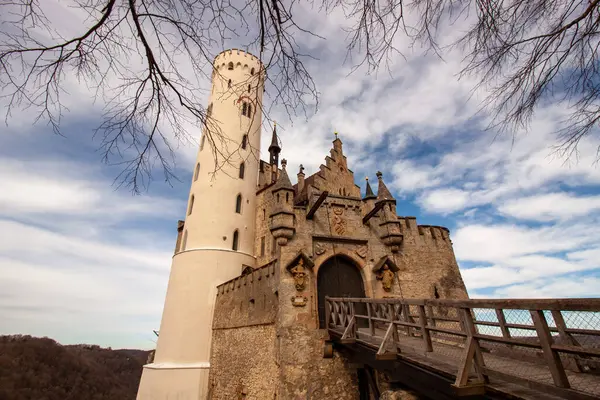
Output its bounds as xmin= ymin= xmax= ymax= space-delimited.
xmin=376 ymin=265 xmax=395 ymax=292
xmin=372 ymin=255 xmax=400 ymax=292
xmin=290 ymin=258 xmax=308 ymax=291
xmin=332 ymin=206 xmax=346 ymax=235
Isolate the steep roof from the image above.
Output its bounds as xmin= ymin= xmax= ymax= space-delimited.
xmin=376 ymin=171 xmax=395 ymax=201
xmin=268 ymin=124 xmax=280 ymax=153
xmin=363 ymin=178 xmax=376 ymax=200
xmin=271 ymin=161 xmax=294 ymax=192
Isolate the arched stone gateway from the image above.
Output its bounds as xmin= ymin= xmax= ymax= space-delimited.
xmin=317 ymin=255 xmax=366 ymax=328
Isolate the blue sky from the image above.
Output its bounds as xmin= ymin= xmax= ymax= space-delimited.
xmin=1 ymin=1 xmax=600 ymax=350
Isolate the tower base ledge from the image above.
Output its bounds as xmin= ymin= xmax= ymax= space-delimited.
xmin=137 ymin=362 xmax=210 ymax=400
xmin=144 ymin=361 xmax=210 ymax=370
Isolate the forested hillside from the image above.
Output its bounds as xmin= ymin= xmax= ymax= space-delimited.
xmin=0 ymin=335 xmax=151 ymax=400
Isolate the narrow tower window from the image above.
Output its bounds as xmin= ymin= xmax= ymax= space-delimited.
xmin=228 ymin=79 xmax=232 ymax=88
xmin=188 ymin=195 xmax=195 ymax=215
xmin=250 ymin=67 xmax=255 ymax=75
xmin=193 ymin=163 xmax=200 ymax=181
xmin=242 ymin=102 xmax=247 ymax=116
xmin=242 ymin=134 xmax=248 ymax=150
xmin=247 ymin=104 xmax=252 ymax=117
xmin=228 ymin=62 xmax=234 ymax=70
xmin=260 ymin=237 xmax=265 ymax=256
xmin=207 ymin=103 xmax=213 ymax=117
xmin=200 ymin=135 xmax=205 ymax=151
xmin=248 ymin=84 xmax=251 ymax=93
xmin=286 ymin=193 xmax=289 ymax=203
xmin=181 ymin=230 xmax=188 ymax=251
xmin=232 ymin=230 xmax=239 ymax=250
xmin=235 ymin=194 xmax=242 ymax=214
xmin=239 ymin=162 xmax=245 ymax=179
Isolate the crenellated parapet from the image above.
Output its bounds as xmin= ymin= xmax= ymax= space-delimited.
xmin=213 ymin=261 xmax=278 ymax=329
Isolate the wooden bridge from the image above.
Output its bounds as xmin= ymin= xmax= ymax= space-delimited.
xmin=325 ymin=296 xmax=600 ymax=400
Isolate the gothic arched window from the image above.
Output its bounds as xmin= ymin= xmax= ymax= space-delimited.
xmin=228 ymin=62 xmax=234 ymax=70
xmin=181 ymin=230 xmax=188 ymax=251
xmin=232 ymin=230 xmax=239 ymax=250
xmin=235 ymin=194 xmax=242 ymax=213
xmin=239 ymin=162 xmax=245 ymax=179
xmin=242 ymin=135 xmax=248 ymax=150
xmin=248 ymin=84 xmax=251 ymax=93
xmin=193 ymin=163 xmax=200 ymax=181
xmin=250 ymin=67 xmax=255 ymax=75
xmin=188 ymin=195 xmax=195 ymax=215
xmin=228 ymin=79 xmax=232 ymax=88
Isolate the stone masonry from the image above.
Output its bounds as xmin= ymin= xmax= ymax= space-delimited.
xmin=207 ymin=133 xmax=469 ymax=399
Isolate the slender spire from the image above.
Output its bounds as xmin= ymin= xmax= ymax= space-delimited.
xmin=363 ymin=177 xmax=376 ymax=200
xmin=269 ymin=123 xmax=281 ymax=183
xmin=376 ymin=171 xmax=395 ymax=201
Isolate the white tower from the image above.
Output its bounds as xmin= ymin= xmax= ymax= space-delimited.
xmin=137 ymin=49 xmax=264 ymax=400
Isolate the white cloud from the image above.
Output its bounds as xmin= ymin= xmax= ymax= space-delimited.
xmin=498 ymin=192 xmax=600 ymax=221
xmin=481 ymin=276 xmax=600 ymax=299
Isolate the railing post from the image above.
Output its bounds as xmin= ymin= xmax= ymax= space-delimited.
xmin=551 ymin=310 xmax=583 ymax=373
xmin=495 ymin=309 xmax=511 ymax=339
xmin=389 ymin=303 xmax=400 ymax=352
xmin=325 ymin=299 xmax=331 ymax=329
xmin=366 ymin=302 xmax=375 ymax=336
xmin=454 ymin=307 xmax=486 ymax=390
xmin=418 ymin=304 xmax=433 ymax=352
xmin=530 ymin=310 xmax=570 ymax=388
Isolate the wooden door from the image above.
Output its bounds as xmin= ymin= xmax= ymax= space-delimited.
xmin=317 ymin=255 xmax=366 ymax=328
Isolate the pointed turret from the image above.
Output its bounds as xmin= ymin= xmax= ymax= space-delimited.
xmin=270 ymin=159 xmax=295 ymax=246
xmin=268 ymin=123 xmax=281 ymax=183
xmin=376 ymin=171 xmax=395 ymax=202
xmin=271 ymin=159 xmax=293 ymax=191
xmin=375 ymin=171 xmax=402 ymax=252
xmin=363 ymin=177 xmax=376 ymax=201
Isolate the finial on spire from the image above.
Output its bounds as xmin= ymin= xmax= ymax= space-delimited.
xmin=299 ymin=164 xmax=305 ymax=174
xmin=281 ymin=158 xmax=287 ymax=169
xmin=363 ymin=175 xmax=376 ymax=200
xmin=376 ymin=171 xmax=383 ymax=179
xmin=334 ymin=130 xmax=338 ymax=139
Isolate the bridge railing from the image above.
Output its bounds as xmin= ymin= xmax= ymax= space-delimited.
xmin=325 ymin=297 xmax=600 ymax=399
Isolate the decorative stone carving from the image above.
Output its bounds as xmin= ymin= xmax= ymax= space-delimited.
xmin=355 ymin=244 xmax=368 ymax=258
xmin=285 ymin=250 xmax=314 ymax=292
xmin=314 ymin=242 xmax=326 ymax=255
xmin=372 ymin=255 xmax=400 ymax=292
xmin=332 ymin=206 xmax=346 ymax=235
xmin=291 ymin=295 xmax=308 ymax=307
xmin=290 ymin=258 xmax=308 ymax=291
xmin=376 ymin=265 xmax=395 ymax=292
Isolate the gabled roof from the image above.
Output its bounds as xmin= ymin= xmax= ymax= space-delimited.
xmin=372 ymin=255 xmax=400 ymax=273
xmin=272 ymin=164 xmax=294 ymax=192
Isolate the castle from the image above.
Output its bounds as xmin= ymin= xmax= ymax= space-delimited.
xmin=136 ymin=49 xmax=469 ymax=400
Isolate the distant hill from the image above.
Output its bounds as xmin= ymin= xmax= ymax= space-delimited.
xmin=0 ymin=335 xmax=151 ymax=400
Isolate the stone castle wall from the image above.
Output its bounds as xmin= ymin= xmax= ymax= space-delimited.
xmin=209 ymin=262 xmax=279 ymax=399
xmin=209 ymin=138 xmax=468 ymax=399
